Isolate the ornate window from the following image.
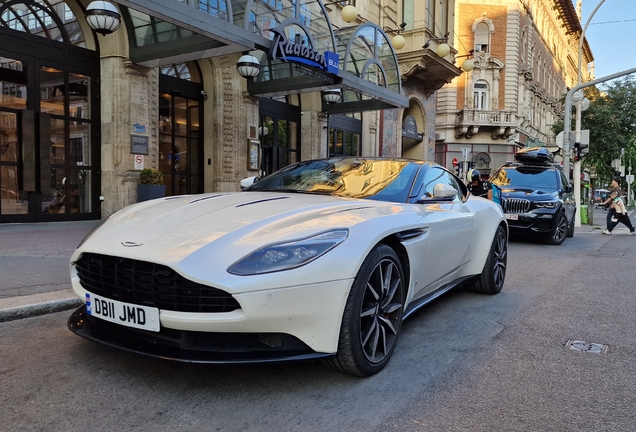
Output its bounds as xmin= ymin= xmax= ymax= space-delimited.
xmin=473 ymin=80 xmax=489 ymax=110
xmin=474 ymin=22 xmax=489 ymax=53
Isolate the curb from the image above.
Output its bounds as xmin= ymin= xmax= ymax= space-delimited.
xmin=0 ymin=290 xmax=81 ymax=323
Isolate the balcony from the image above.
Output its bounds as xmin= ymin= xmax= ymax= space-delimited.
xmin=397 ymin=49 xmax=463 ymax=98
xmin=455 ymin=109 xmax=518 ymax=139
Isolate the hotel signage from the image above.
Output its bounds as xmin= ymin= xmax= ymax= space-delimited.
xmin=269 ymin=28 xmax=339 ymax=75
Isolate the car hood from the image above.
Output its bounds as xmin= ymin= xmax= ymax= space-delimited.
xmin=499 ymin=187 xmax=558 ymax=200
xmin=74 ymin=192 xmax=411 ymax=265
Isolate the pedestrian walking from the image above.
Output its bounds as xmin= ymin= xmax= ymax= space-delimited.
xmin=602 ymin=177 xmax=635 ymax=235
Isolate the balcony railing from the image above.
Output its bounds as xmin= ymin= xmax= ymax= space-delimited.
xmin=454 ymin=109 xmax=518 ymax=139
xmin=456 ymin=110 xmax=517 ymax=127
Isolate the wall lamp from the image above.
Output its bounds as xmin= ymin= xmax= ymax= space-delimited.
xmin=323 ymin=89 xmax=342 ymax=105
xmin=389 ymin=22 xmax=407 ymax=50
xmin=323 ymin=1 xmax=357 ymax=23
xmin=85 ymin=1 xmax=121 ymax=35
xmin=423 ymin=33 xmax=450 ymax=57
xmin=236 ymin=54 xmax=261 ymax=78
xmin=455 ymin=49 xmax=475 ymax=72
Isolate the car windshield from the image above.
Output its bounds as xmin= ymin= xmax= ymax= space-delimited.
xmin=491 ymin=167 xmax=559 ymax=190
xmin=247 ymin=158 xmax=420 ymax=203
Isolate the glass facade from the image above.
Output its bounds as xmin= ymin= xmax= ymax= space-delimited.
xmin=0 ymin=0 xmax=98 ymax=222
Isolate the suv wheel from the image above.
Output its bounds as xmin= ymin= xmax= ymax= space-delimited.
xmin=546 ymin=212 xmax=568 ymax=245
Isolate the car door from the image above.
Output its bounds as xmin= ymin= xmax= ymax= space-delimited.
xmin=408 ymin=167 xmax=475 ymax=298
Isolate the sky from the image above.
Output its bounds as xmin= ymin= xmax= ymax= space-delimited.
xmin=576 ymin=0 xmax=636 ymax=83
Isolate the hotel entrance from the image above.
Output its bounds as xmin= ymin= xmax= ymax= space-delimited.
xmin=0 ymin=26 xmax=100 ymax=223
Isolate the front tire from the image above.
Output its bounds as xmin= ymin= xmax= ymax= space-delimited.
xmin=467 ymin=225 xmax=507 ymax=294
xmin=546 ymin=212 xmax=568 ymax=245
xmin=325 ymin=244 xmax=405 ymax=377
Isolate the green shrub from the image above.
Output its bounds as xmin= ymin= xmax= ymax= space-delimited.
xmin=139 ymin=168 xmax=164 ymax=185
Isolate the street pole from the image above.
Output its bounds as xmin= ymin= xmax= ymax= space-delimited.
xmin=571 ymin=0 xmax=605 ymax=227
xmin=574 ymin=98 xmax=582 ymax=226
xmin=564 ymin=67 xmax=636 ymax=178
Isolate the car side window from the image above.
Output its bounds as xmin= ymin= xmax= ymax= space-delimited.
xmin=560 ymin=171 xmax=569 ymax=191
xmin=414 ymin=167 xmax=464 ymax=202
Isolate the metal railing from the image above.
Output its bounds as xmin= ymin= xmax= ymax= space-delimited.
xmin=456 ymin=110 xmax=517 ymax=127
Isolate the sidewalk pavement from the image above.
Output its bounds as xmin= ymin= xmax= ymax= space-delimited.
xmin=0 ymin=220 xmax=100 ymax=323
xmin=0 ymin=210 xmax=633 ymax=323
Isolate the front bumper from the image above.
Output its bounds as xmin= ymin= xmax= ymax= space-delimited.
xmin=68 ymin=306 xmax=333 ymax=363
xmin=504 ymin=211 xmax=556 ymax=235
xmin=69 ymin=273 xmax=353 ymax=360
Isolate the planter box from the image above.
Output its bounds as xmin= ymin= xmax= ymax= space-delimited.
xmin=137 ymin=184 xmax=166 ymax=202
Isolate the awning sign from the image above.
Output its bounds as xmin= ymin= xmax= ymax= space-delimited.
xmin=269 ymin=28 xmax=338 ymax=74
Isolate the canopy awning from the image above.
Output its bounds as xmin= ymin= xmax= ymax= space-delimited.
xmin=115 ymin=0 xmax=407 ymax=112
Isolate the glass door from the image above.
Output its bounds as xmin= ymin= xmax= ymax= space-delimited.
xmin=158 ymin=74 xmax=203 ymax=197
xmin=40 ymin=67 xmax=95 ymax=216
xmin=0 ymin=55 xmax=30 ymax=220
xmin=259 ymin=98 xmax=301 ymax=176
xmin=328 ymin=114 xmax=362 ymax=157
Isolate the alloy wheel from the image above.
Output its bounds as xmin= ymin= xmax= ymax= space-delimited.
xmin=359 ymin=257 xmax=404 ymax=364
xmin=492 ymin=229 xmax=507 ymax=290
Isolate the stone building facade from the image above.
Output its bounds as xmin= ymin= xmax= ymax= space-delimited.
xmin=435 ymin=0 xmax=594 ymax=178
xmin=0 ymin=0 xmax=460 ymax=223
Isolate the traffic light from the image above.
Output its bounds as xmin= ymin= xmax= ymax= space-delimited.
xmin=573 ymin=142 xmax=589 ymax=161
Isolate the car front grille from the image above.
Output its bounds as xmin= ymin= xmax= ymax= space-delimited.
xmin=75 ymin=253 xmax=240 ymax=313
xmin=502 ymin=198 xmax=531 ymax=214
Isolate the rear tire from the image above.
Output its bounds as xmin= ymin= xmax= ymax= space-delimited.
xmin=467 ymin=225 xmax=507 ymax=294
xmin=325 ymin=244 xmax=405 ymax=377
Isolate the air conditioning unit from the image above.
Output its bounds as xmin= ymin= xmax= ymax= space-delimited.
xmin=435 ymin=132 xmax=446 ymax=142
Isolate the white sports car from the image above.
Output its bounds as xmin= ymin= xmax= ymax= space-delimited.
xmin=68 ymin=157 xmax=507 ymax=376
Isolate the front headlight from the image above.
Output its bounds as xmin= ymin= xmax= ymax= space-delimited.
xmin=228 ymin=229 xmax=349 ymax=276
xmin=533 ymin=201 xmax=558 ymax=209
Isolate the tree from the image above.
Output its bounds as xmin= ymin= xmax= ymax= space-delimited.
xmin=580 ymin=76 xmax=636 ymax=185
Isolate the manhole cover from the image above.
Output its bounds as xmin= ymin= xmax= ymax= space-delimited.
xmin=565 ymin=340 xmax=608 ymax=354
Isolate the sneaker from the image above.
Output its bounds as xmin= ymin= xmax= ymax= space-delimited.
xmin=602 ymin=229 xmax=612 ymax=235
xmin=611 ymin=217 xmax=618 ymax=222
xmin=629 ymin=231 xmax=636 ymax=236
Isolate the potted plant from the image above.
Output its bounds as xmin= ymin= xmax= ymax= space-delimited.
xmin=137 ymin=168 xmax=166 ymax=202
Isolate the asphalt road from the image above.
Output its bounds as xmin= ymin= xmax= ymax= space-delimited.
xmin=2 ymin=229 xmax=635 ymax=432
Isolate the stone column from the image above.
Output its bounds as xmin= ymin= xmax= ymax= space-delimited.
xmin=99 ymin=56 xmax=158 ymax=217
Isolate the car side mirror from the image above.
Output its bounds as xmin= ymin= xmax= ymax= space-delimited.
xmin=240 ymin=176 xmax=259 ymax=190
xmin=565 ymin=184 xmax=573 ymax=193
xmin=416 ymin=183 xmax=458 ymax=203
xmin=433 ymin=183 xmax=458 ymax=199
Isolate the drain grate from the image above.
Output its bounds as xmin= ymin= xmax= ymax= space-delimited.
xmin=565 ymin=340 xmax=608 ymax=354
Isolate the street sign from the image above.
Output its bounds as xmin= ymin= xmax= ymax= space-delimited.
xmin=134 ymin=155 xmax=144 ymax=170
xmin=461 ymin=148 xmax=471 ymax=159
xmin=556 ymin=131 xmax=564 ymax=149
xmin=452 ymin=158 xmax=458 ymax=167
xmin=569 ymin=130 xmax=589 ymax=145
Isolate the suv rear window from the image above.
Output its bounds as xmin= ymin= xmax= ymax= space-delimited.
xmin=491 ymin=167 xmax=558 ymax=190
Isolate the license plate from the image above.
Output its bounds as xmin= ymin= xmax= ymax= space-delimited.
xmin=505 ymin=213 xmax=519 ymax=220
xmin=85 ymin=292 xmax=160 ymax=332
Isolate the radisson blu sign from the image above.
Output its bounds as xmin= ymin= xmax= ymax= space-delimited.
xmin=269 ymin=28 xmax=339 ymax=75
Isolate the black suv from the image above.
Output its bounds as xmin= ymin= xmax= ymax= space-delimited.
xmin=489 ymin=147 xmax=575 ymax=245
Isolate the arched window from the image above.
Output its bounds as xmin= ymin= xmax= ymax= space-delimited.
xmin=473 ymin=80 xmax=489 ymax=110
xmin=474 ymin=22 xmax=489 ymax=53
xmin=0 ymin=0 xmax=86 ymax=46
xmin=161 ymin=63 xmax=192 ymax=80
